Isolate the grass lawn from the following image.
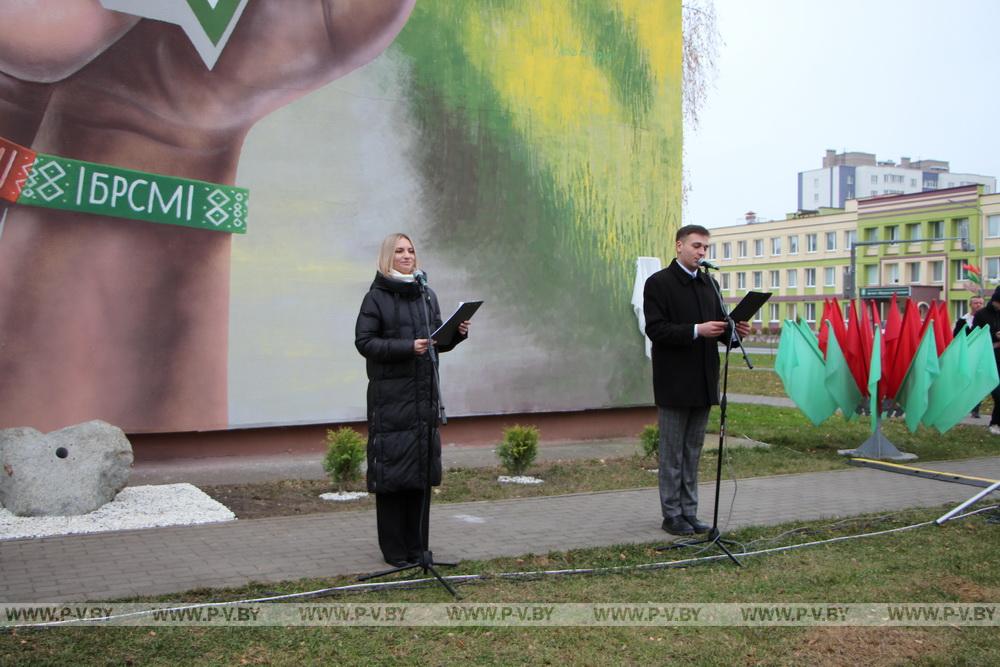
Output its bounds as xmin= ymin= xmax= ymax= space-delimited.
xmin=3 ymin=506 xmax=997 ymax=665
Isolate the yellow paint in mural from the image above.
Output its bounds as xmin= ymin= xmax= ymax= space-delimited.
xmin=460 ymin=0 xmax=681 ymax=270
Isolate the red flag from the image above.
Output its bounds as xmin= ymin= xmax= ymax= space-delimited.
xmin=932 ymin=301 xmax=953 ymax=355
xmin=817 ymin=299 xmax=831 ymax=356
xmin=888 ymin=298 xmax=922 ymax=399
xmin=881 ymin=294 xmax=904 ymax=398
xmin=858 ymin=299 xmax=874 ymax=385
xmin=829 ymin=298 xmax=848 ymax=350
xmin=844 ymin=300 xmax=868 ymax=394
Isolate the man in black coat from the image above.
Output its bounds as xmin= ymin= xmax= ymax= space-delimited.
xmin=972 ymin=287 xmax=1000 ymax=434
xmin=643 ymin=224 xmax=750 ymax=535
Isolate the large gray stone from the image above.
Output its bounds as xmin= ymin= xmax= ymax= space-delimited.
xmin=0 ymin=420 xmax=133 ymax=516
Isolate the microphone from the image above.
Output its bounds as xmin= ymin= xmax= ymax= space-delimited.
xmin=698 ymin=259 xmax=720 ymax=271
xmin=413 ymin=269 xmax=428 ymax=286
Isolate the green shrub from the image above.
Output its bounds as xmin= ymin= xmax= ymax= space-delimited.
xmin=639 ymin=424 xmax=659 ymax=458
xmin=496 ymin=424 xmax=539 ymax=475
xmin=323 ymin=427 xmax=366 ymax=491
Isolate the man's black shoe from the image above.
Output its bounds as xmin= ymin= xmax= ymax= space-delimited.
xmin=384 ymin=558 xmax=415 ymax=568
xmin=661 ymin=516 xmax=694 ymax=535
xmin=682 ymin=515 xmax=711 ymax=534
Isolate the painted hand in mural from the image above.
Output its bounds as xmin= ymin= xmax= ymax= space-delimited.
xmin=0 ymin=0 xmax=416 ymax=432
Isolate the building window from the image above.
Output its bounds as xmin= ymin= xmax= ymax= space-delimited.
xmin=737 ymin=240 xmax=747 ymax=258
xmin=805 ymin=302 xmax=816 ymax=322
xmin=806 ymin=233 xmax=818 ymax=252
xmin=769 ymin=303 xmax=780 ymax=322
xmin=787 ymin=269 xmax=798 ymax=288
xmin=788 ymin=235 xmax=799 ymax=254
xmin=886 ymin=225 xmax=899 ymax=241
xmin=954 ymin=217 xmax=970 ymax=242
xmin=825 ymin=231 xmax=837 ymax=251
xmin=845 ymin=230 xmax=857 ymax=248
xmin=865 ymin=265 xmax=878 ymax=285
xmin=770 ymin=270 xmax=780 ymax=288
xmin=865 ymin=227 xmax=878 ymax=242
xmin=771 ymin=237 xmax=781 ymax=255
xmin=722 ymin=241 xmax=732 ymax=259
xmin=907 ymin=223 xmax=922 ymax=240
xmin=952 ymin=260 xmax=968 ymax=283
xmin=753 ymin=271 xmax=763 ymax=289
xmin=788 ymin=303 xmax=798 ymax=320
xmin=929 ymin=220 xmax=943 ymax=239
xmin=886 ymin=264 xmax=900 ymax=284
xmin=737 ymin=272 xmax=746 ymax=289
xmin=988 ymin=258 xmax=1000 ymax=283
xmin=824 ymin=267 xmax=836 ymax=287
xmin=805 ymin=268 xmax=816 ymax=287
xmin=931 ymin=260 xmax=944 ymax=283
xmin=871 ymin=175 xmax=878 ymax=184
xmin=721 ymin=272 xmax=731 ymax=290
xmin=754 ymin=239 xmax=764 ymax=257
xmin=707 ymin=243 xmax=717 ymax=260
xmin=908 ymin=262 xmax=921 ymax=283
xmin=987 ymin=215 xmax=1000 ymax=239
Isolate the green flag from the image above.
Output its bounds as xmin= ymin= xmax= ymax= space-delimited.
xmin=896 ymin=325 xmax=940 ymax=432
xmin=924 ymin=332 xmax=970 ymax=431
xmin=776 ymin=320 xmax=837 ymax=425
xmin=823 ymin=320 xmax=860 ymax=421
xmin=927 ymin=326 xmax=1000 ymax=433
xmin=868 ymin=327 xmax=882 ymax=433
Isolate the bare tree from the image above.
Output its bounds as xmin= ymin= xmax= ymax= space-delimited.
xmin=682 ymin=0 xmax=720 ymax=207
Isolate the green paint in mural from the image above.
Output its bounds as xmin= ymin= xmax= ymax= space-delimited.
xmin=185 ymin=0 xmax=244 ymax=45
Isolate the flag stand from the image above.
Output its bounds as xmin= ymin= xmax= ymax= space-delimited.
xmin=837 ymin=415 xmax=917 ymax=461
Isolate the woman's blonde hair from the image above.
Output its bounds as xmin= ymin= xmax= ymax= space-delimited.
xmin=377 ymin=233 xmax=419 ymax=276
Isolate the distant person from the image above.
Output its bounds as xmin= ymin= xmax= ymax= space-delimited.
xmin=954 ymin=295 xmax=985 ymax=418
xmin=354 ymin=233 xmax=470 ymax=567
xmin=971 ymin=288 xmax=1000 ymax=435
xmin=643 ymin=224 xmax=750 ymax=536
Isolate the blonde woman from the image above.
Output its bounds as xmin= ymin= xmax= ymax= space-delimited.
xmin=355 ymin=233 xmax=470 ymax=566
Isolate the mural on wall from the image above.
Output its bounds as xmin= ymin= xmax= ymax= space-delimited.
xmin=0 ymin=0 xmax=682 ymax=433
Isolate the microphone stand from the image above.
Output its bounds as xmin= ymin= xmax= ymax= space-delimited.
xmin=659 ymin=263 xmax=750 ymax=566
xmin=358 ymin=273 xmax=459 ymax=597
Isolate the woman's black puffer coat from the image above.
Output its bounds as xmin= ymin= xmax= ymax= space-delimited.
xmin=355 ymin=272 xmax=464 ymax=493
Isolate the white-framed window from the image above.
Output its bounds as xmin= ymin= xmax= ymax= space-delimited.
xmin=752 ymin=271 xmax=762 ymax=289
xmin=908 ymin=262 xmax=921 ymax=283
xmin=886 ymin=264 xmax=900 ymax=284
xmin=788 ymin=303 xmax=798 ymax=320
xmin=806 ymin=233 xmax=817 ymax=252
xmin=845 ymin=230 xmax=857 ymax=248
xmin=754 ymin=239 xmax=764 ymax=257
xmin=769 ymin=303 xmax=780 ymax=322
xmin=707 ymin=243 xmax=717 ymax=260
xmin=988 ymin=215 xmax=1000 ymax=239
xmin=871 ymin=175 xmax=878 ymax=184
xmin=771 ymin=237 xmax=781 ymax=255
xmin=952 ymin=260 xmax=968 ymax=282
xmin=825 ymin=232 xmax=837 ymax=251
xmin=886 ymin=225 xmax=899 ymax=241
xmin=865 ymin=227 xmax=878 ymax=241
xmin=929 ymin=220 xmax=943 ymax=239
xmin=907 ymin=223 xmax=922 ymax=241
xmin=865 ymin=265 xmax=878 ymax=286
xmin=722 ymin=241 xmax=732 ymax=259
xmin=931 ymin=260 xmax=944 ymax=283
xmin=737 ymin=240 xmax=747 ymax=258
xmin=788 ymin=235 xmax=799 ymax=254
xmin=805 ymin=268 xmax=816 ymax=287
xmin=737 ymin=272 xmax=746 ymax=289
xmin=987 ymin=258 xmax=1000 ymax=283
xmin=824 ymin=267 xmax=836 ymax=287
xmin=753 ymin=308 xmax=763 ymax=324
xmin=787 ymin=269 xmax=798 ymax=288
xmin=721 ymin=272 xmax=731 ymax=290
xmin=805 ymin=302 xmax=816 ymax=322
xmin=769 ymin=270 xmax=780 ymax=288
xmin=955 ymin=217 xmax=970 ymax=241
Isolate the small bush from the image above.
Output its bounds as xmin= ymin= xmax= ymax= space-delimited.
xmin=323 ymin=427 xmax=366 ymax=491
xmin=496 ymin=424 xmax=539 ymax=476
xmin=639 ymin=424 xmax=659 ymax=458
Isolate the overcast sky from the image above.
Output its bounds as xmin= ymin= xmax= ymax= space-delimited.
xmin=685 ymin=0 xmax=1000 ymax=229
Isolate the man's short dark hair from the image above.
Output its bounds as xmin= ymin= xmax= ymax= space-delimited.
xmin=675 ymin=224 xmax=710 ymax=242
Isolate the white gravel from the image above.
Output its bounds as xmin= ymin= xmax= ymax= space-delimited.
xmin=0 ymin=484 xmax=236 ymax=541
xmin=497 ymin=475 xmax=544 ymax=485
xmin=319 ymin=491 xmax=369 ymax=502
